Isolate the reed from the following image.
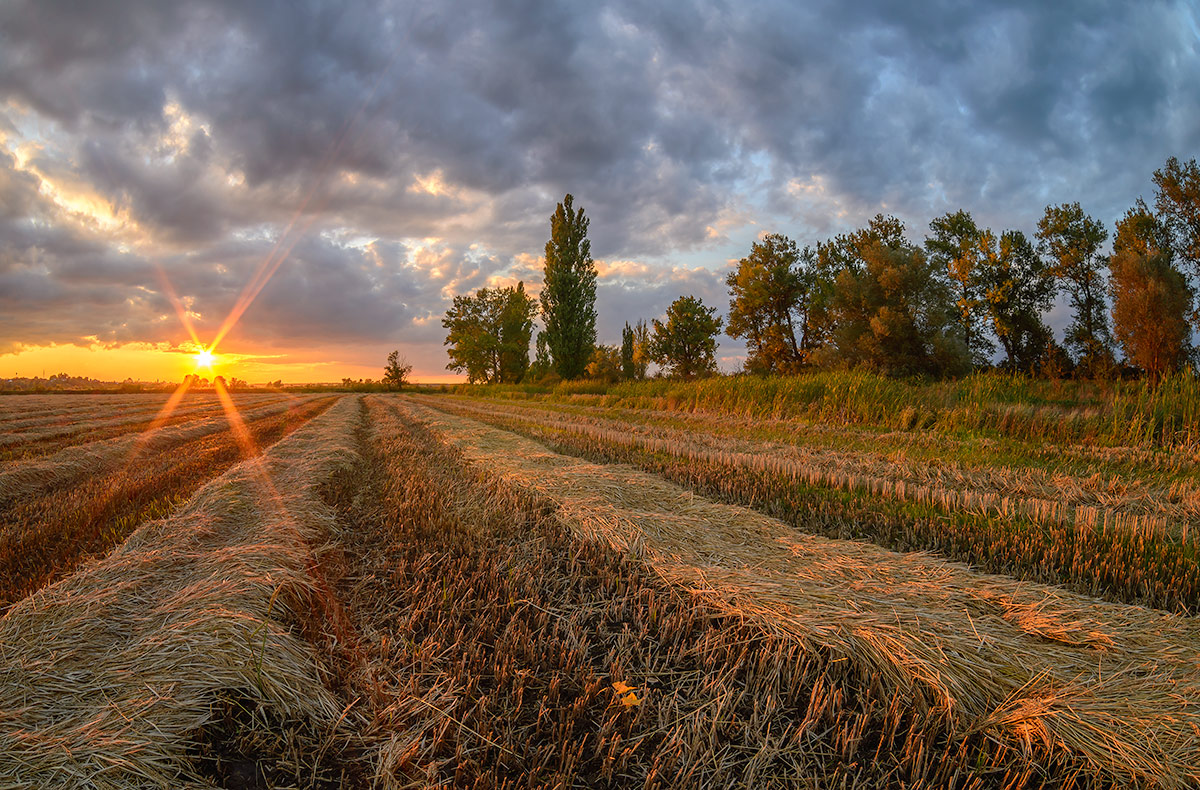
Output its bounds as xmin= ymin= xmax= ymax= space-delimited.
xmin=458 ymin=369 xmax=1200 ymax=450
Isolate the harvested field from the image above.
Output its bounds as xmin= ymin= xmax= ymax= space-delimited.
xmin=423 ymin=395 xmax=1200 ymax=612
xmin=2 ymin=391 xmax=1198 ymax=788
xmin=399 ymin=397 xmax=1200 ymax=787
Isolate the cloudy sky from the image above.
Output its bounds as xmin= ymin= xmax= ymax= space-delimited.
xmin=1 ymin=0 xmax=1197 ymax=382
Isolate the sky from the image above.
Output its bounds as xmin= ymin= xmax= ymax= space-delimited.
xmin=1 ymin=0 xmax=1197 ymax=383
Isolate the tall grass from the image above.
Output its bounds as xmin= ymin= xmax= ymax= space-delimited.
xmin=458 ymin=370 xmax=1200 ymax=449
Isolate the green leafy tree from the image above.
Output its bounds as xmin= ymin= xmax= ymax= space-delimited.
xmin=925 ymin=210 xmax=993 ymax=366
xmin=1035 ymin=203 xmax=1113 ymax=377
xmin=382 ymin=350 xmax=413 ymax=390
xmin=540 ymin=194 xmax=597 ymax=379
xmin=1152 ymin=156 xmax=1200 ymax=328
xmin=810 ymin=214 xmax=912 ymax=348
xmin=976 ymin=229 xmax=1057 ymax=372
xmin=819 ymin=219 xmax=967 ymax=377
xmin=650 ymin=296 xmax=723 ymax=379
xmin=443 ymin=283 xmax=537 ymax=383
xmin=1110 ymin=201 xmax=1193 ymax=381
xmin=726 ymin=233 xmax=818 ymax=373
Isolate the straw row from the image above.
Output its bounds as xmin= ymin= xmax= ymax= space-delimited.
xmin=423 ymin=396 xmax=1200 ymax=611
xmin=345 ymin=397 xmax=1086 ymax=787
xmin=0 ymin=395 xmax=324 ymax=511
xmin=0 ymin=393 xmax=277 ymax=434
xmin=0 ymin=394 xmax=285 ymax=452
xmin=441 ymin=396 xmax=1198 ymax=540
xmin=398 ymin=396 xmax=1200 ymax=788
xmin=0 ymin=395 xmax=340 ymax=611
xmin=0 ymin=395 xmax=365 ymax=789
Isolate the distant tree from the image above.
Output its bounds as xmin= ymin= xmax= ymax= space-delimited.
xmin=585 ymin=344 xmax=622 ymax=382
xmin=527 ymin=331 xmax=554 ymax=381
xmin=726 ymin=233 xmax=818 ymax=374
xmin=383 ymin=350 xmax=413 ymax=390
xmin=1036 ymin=202 xmax=1113 ymax=377
xmin=925 ymin=210 xmax=993 ymax=366
xmin=443 ymin=283 xmax=538 ymax=383
xmin=1109 ymin=202 xmax=1193 ymax=381
xmin=540 ymin=194 xmax=597 ymax=379
xmin=1152 ymin=156 xmax=1200 ymax=328
xmin=819 ymin=219 xmax=967 ymax=377
xmin=650 ymin=296 xmax=723 ymax=379
xmin=976 ymin=229 xmax=1057 ymax=372
xmin=620 ymin=323 xmax=636 ymax=380
xmin=631 ymin=319 xmax=651 ymax=379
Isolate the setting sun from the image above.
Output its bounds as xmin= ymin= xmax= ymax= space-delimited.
xmin=194 ymin=349 xmax=216 ymax=369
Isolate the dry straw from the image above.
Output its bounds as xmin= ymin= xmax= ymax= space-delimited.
xmin=0 ymin=396 xmax=320 ymax=512
xmin=401 ymin=397 xmax=1200 ymax=788
xmin=0 ymin=395 xmax=363 ymax=789
xmin=439 ymin=395 xmax=1199 ymax=542
xmin=0 ymin=394 xmax=281 ymax=445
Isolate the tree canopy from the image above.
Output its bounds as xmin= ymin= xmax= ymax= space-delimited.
xmin=1110 ymin=202 xmax=1193 ymax=380
xmin=650 ymin=296 xmax=723 ymax=379
xmin=819 ymin=220 xmax=967 ymax=377
xmin=725 ymin=233 xmax=817 ymax=374
xmin=1035 ymin=203 xmax=1113 ymax=377
xmin=443 ymin=283 xmax=538 ymax=384
xmin=382 ymin=350 xmax=412 ymax=390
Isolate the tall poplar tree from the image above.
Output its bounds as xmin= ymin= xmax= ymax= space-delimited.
xmin=540 ymin=194 xmax=597 ymax=379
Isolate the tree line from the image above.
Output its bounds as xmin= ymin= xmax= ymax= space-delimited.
xmin=442 ymin=156 xmax=1200 ymax=383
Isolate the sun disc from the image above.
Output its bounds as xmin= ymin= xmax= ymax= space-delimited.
xmin=194 ymin=349 xmax=216 ymax=368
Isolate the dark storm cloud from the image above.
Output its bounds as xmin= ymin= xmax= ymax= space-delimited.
xmin=0 ymin=0 xmax=1196 ymax=373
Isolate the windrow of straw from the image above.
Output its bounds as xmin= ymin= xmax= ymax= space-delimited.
xmin=0 ymin=393 xmax=279 ymax=434
xmin=439 ymin=396 xmax=1200 ymax=538
xmin=342 ymin=397 xmax=1077 ymax=788
xmin=400 ymin=396 xmax=1200 ymax=788
xmin=0 ymin=395 xmax=324 ymax=511
xmin=0 ymin=393 xmax=282 ymax=444
xmin=0 ymin=393 xmax=161 ymax=418
xmin=0 ymin=395 xmax=339 ymax=612
xmin=0 ymin=394 xmax=364 ymax=789
xmin=428 ymin=395 xmax=1200 ymax=611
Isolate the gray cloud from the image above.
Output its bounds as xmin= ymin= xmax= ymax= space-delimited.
xmin=0 ymin=0 xmax=1196 ymax=376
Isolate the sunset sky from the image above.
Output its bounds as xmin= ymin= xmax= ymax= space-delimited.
xmin=1 ymin=1 xmax=1198 ymax=383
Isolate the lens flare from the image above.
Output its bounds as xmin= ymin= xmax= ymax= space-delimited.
xmin=194 ymin=349 xmax=216 ymax=369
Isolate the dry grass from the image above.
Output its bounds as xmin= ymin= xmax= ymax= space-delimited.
xmin=0 ymin=395 xmax=364 ymax=789
xmin=398 ymin=396 xmax=1200 ymax=788
xmin=440 ymin=396 xmax=1200 ymax=539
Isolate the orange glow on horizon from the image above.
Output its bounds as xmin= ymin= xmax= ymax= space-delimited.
xmin=1 ymin=342 xmax=463 ymax=385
